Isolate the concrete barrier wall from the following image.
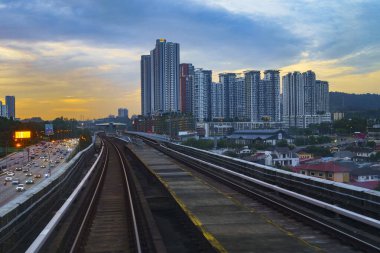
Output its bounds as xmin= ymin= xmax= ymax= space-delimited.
xmin=0 ymin=144 xmax=94 ymax=240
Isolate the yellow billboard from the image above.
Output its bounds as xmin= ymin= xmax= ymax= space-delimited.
xmin=15 ymin=131 xmax=31 ymax=139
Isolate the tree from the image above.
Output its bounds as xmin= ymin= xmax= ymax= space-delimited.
xmin=304 ymin=146 xmax=332 ymax=157
xmin=366 ymin=141 xmax=376 ymax=148
xmin=333 ymin=118 xmax=367 ymax=135
xmin=276 ymin=140 xmax=288 ymax=147
xmin=369 ymin=152 xmax=380 ymax=162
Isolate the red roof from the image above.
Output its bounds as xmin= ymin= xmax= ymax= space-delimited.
xmin=348 ymin=181 xmax=379 ymax=190
xmin=293 ymin=162 xmax=350 ymax=173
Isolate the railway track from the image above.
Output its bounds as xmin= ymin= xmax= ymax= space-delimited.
xmin=136 ymin=135 xmax=380 ymax=253
xmin=53 ymin=136 xmax=215 ymax=253
xmin=70 ymin=138 xmax=144 ymax=252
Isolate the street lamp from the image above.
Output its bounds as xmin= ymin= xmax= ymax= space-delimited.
xmin=5 ymin=140 xmax=9 ymax=171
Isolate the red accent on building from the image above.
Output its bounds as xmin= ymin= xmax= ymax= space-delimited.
xmin=293 ymin=162 xmax=350 ymax=173
xmin=353 ymin=132 xmax=366 ymax=139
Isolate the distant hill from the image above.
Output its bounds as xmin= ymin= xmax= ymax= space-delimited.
xmin=330 ymin=92 xmax=380 ymax=112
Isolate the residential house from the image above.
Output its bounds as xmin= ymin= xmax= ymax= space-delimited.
xmin=351 ymin=147 xmax=376 ymax=162
xmin=293 ymin=162 xmax=350 ymax=183
xmin=227 ymin=129 xmax=293 ymax=146
xmin=271 ymin=147 xmax=299 ymax=167
xmin=297 ymin=151 xmax=314 ymax=163
xmin=244 ymin=151 xmax=272 ymax=166
xmin=333 ymin=150 xmax=355 ymax=160
xmin=349 ymin=166 xmax=380 ymax=189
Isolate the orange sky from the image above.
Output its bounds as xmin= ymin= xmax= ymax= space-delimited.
xmin=0 ymin=1 xmax=379 ymax=120
xmin=1 ymin=51 xmax=380 ymax=120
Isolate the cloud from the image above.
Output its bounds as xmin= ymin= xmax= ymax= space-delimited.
xmin=61 ymin=98 xmax=93 ymax=104
xmin=0 ymin=0 xmax=379 ymax=119
xmin=0 ymin=46 xmax=36 ymax=61
xmin=188 ymin=0 xmax=380 ymax=70
xmin=0 ymin=39 xmax=142 ymax=119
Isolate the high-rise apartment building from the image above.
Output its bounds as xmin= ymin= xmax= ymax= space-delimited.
xmin=244 ymin=70 xmax=280 ymax=122
xmin=245 ymin=70 xmax=261 ymax=122
xmin=303 ymin=70 xmax=316 ymax=115
xmin=193 ymin=69 xmax=212 ymax=122
xmin=315 ymin=80 xmax=329 ymax=114
xmin=282 ymin=71 xmax=330 ymax=128
xmin=282 ymin=72 xmax=304 ymax=127
xmin=5 ymin=96 xmax=15 ymax=119
xmin=211 ymin=82 xmax=223 ymax=120
xmin=118 ymin=108 xmax=129 ymax=118
xmin=141 ymin=55 xmax=152 ymax=116
xmin=235 ymin=77 xmax=246 ymax=120
xmin=179 ymin=63 xmax=194 ymax=113
xmin=150 ymin=39 xmax=180 ymax=113
xmin=219 ymin=73 xmax=236 ymax=120
xmin=262 ymin=70 xmax=280 ymax=122
xmin=1 ymin=105 xmax=7 ymax=118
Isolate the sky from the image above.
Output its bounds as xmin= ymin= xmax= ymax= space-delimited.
xmin=0 ymin=0 xmax=379 ymax=120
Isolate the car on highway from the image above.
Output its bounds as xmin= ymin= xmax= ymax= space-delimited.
xmin=25 ymin=179 xmax=34 ymax=184
xmin=12 ymin=178 xmax=20 ymax=185
xmin=40 ymin=165 xmax=46 ymax=168
xmin=16 ymin=184 xmax=25 ymax=192
xmin=34 ymin=174 xmax=42 ymax=179
xmin=15 ymin=167 xmax=22 ymax=171
xmin=23 ymin=168 xmax=29 ymax=173
xmin=5 ymin=177 xmax=12 ymax=182
xmin=26 ymin=172 xmax=33 ymax=177
xmin=7 ymin=172 xmax=15 ymax=176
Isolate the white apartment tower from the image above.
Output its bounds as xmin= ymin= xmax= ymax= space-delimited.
xmin=141 ymin=39 xmax=180 ymax=114
xmin=219 ymin=73 xmax=236 ymax=120
xmin=211 ymin=82 xmax=223 ymax=120
xmin=282 ymin=71 xmax=331 ymax=128
xmin=262 ymin=70 xmax=281 ymax=122
xmin=235 ymin=77 xmax=246 ymax=120
xmin=193 ymin=69 xmax=212 ymax=122
xmin=245 ymin=70 xmax=261 ymax=122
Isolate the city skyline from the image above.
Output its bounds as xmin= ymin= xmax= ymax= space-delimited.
xmin=0 ymin=0 xmax=379 ymax=119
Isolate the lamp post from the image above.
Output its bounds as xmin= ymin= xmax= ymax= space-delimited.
xmin=5 ymin=140 xmax=9 ymax=171
xmin=15 ymin=142 xmax=23 ymax=167
xmin=48 ymin=145 xmax=51 ymax=177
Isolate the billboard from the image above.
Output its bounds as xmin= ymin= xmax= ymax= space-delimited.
xmin=14 ymin=131 xmax=31 ymax=139
xmin=45 ymin=124 xmax=54 ymax=136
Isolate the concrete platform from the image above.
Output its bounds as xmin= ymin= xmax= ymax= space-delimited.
xmin=129 ymin=143 xmax=318 ymax=253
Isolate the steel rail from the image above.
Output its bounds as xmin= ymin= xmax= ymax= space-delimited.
xmin=25 ymin=144 xmax=105 ymax=253
xmin=180 ymin=154 xmax=380 ymax=252
xmin=109 ymin=140 xmax=142 ymax=253
xmin=69 ymin=144 xmax=109 ymax=253
xmin=136 ymin=133 xmax=380 ymax=204
xmin=165 ymin=145 xmax=380 ymax=229
xmin=150 ymin=142 xmax=380 ymax=252
xmin=172 ymin=142 xmax=380 ymax=204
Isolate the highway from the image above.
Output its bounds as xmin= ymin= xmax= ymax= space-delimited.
xmin=0 ymin=139 xmax=78 ymax=206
